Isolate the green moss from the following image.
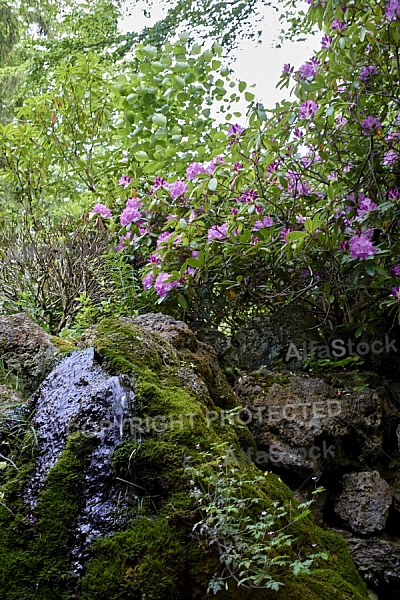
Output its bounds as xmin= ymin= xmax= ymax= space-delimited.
xmin=50 ymin=336 xmax=77 ymax=354
xmin=81 ymin=518 xmax=186 ymax=600
xmin=0 ymin=432 xmax=94 ymax=600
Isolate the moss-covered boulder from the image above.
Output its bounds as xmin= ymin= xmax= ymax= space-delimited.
xmin=0 ymin=316 xmax=369 ymax=599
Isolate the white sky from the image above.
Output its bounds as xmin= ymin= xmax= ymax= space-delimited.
xmin=118 ymin=1 xmax=320 ymax=114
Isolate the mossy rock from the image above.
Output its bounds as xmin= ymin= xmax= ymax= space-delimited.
xmin=0 ymin=317 xmax=369 ymax=599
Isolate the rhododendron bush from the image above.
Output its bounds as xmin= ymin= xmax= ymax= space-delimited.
xmin=1 ymin=0 xmax=400 ymax=336
xmin=92 ymin=0 xmax=400 ymax=334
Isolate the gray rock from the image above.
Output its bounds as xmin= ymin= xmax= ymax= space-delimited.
xmin=0 ymin=313 xmax=59 ymax=394
xmin=234 ymin=371 xmax=398 ymax=476
xmin=133 ymin=313 xmax=237 ymax=408
xmin=334 ymin=528 xmax=400 ymax=589
xmin=232 ymin=304 xmax=319 ymax=371
xmin=334 ymin=471 xmax=392 ymax=535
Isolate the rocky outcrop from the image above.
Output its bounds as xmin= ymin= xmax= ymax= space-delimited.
xmin=334 ymin=472 xmax=392 ymax=535
xmin=0 ymin=315 xmax=369 ymax=600
xmin=234 ymin=370 xmax=396 ymax=477
xmin=334 ymin=529 xmax=400 ymax=590
xmin=0 ymin=313 xmax=59 ymax=393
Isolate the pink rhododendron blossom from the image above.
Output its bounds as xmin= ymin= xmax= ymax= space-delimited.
xmin=282 ymin=64 xmax=294 ymax=74
xmin=208 ymin=156 xmax=224 ymax=173
xmin=336 ymin=116 xmax=348 ymax=127
xmin=358 ymin=197 xmax=377 ymax=216
xmin=120 ymin=204 xmax=142 ymax=227
xmin=386 ymin=0 xmax=400 ymax=20
xmin=392 ymin=286 xmax=400 ymax=299
xmin=115 ymin=232 xmax=131 ymax=252
xmin=360 ymin=65 xmax=378 ymax=82
xmin=154 ymin=273 xmax=179 ymax=297
xmin=281 ymin=228 xmax=294 ymax=243
xmin=149 ymin=253 xmax=161 ymax=265
xmin=118 ymin=175 xmax=132 ymax=187
xmin=298 ymin=61 xmax=318 ymax=79
xmin=191 ymin=250 xmax=199 ymax=259
xmin=156 ymin=232 xmax=171 ymax=248
xmin=389 ymin=188 xmax=400 ymax=200
xmin=231 ymin=207 xmax=238 ymax=215
xmin=299 ymin=100 xmax=318 ymax=119
xmin=233 ymin=162 xmax=243 ymax=172
xmin=91 ymin=203 xmax=111 ymax=218
xmin=142 ymin=272 xmax=154 ymax=290
xmin=228 ymin=124 xmax=245 ymax=136
xmin=253 ymin=216 xmax=273 ymax=231
xmin=185 ymin=267 xmax=196 ymax=276
xmin=332 ymin=19 xmax=347 ymax=31
xmin=391 ymin=265 xmax=400 ymax=277
xmin=149 ymin=177 xmax=168 ymax=194
xmin=349 ymin=233 xmax=376 ymax=259
xmin=207 ymin=223 xmax=228 ymax=242
xmin=186 ymin=162 xmax=206 ymax=180
xmin=240 ymin=189 xmax=258 ymax=203
xmin=321 ymin=34 xmax=333 ymax=48
xmin=362 ymin=116 xmax=382 ymax=134
xmin=383 ymin=150 xmax=398 ymax=165
xmin=339 ymin=240 xmax=349 ymax=251
xmin=170 ymin=180 xmax=188 ymax=200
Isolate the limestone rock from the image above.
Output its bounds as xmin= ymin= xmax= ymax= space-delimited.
xmin=0 ymin=313 xmax=58 ymax=394
xmin=334 ymin=471 xmax=392 ymax=534
xmin=235 ymin=371 xmax=397 ymax=476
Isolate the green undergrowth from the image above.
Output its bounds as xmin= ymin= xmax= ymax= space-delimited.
xmin=0 ymin=318 xmax=369 ymax=599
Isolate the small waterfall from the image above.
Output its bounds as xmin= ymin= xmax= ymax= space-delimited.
xmin=24 ymin=348 xmax=135 ymax=573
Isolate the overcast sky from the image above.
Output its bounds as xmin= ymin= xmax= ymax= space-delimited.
xmin=118 ymin=1 xmax=320 ymax=116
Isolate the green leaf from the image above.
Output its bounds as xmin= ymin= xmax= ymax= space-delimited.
xmin=134 ymin=151 xmax=149 ymax=161
xmin=208 ymin=178 xmax=218 ymax=191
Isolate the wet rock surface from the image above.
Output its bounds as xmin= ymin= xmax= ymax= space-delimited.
xmin=0 ymin=313 xmax=59 ymax=393
xmin=25 ymin=347 xmax=135 ymax=572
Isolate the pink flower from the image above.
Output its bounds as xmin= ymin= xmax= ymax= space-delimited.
xmin=386 ymin=0 xmax=400 ymax=21
xmin=349 ymin=233 xmax=376 ymax=259
xmin=170 ymin=180 xmax=188 ymax=200
xmin=391 ymin=265 xmax=400 ymax=277
xmin=118 ymin=175 xmax=132 ymax=187
xmin=207 ymin=223 xmax=228 ymax=242
xmin=91 ymin=203 xmax=111 ymax=218
xmin=299 ymin=100 xmax=318 ymax=119
xmin=115 ymin=232 xmax=131 ymax=252
xmin=389 ymin=188 xmax=400 ymax=200
xmin=383 ymin=150 xmax=398 ymax=165
xmin=228 ymin=123 xmax=245 ymax=136
xmin=142 ymin=272 xmax=154 ymax=290
xmin=281 ymin=228 xmax=294 ymax=243
xmin=357 ymin=197 xmax=377 ymax=216
xmin=392 ymin=286 xmax=400 ymax=300
xmin=186 ymin=162 xmax=206 ymax=180
xmin=154 ymin=273 xmax=179 ymax=297
xmin=149 ymin=176 xmax=169 ymax=194
xmin=156 ymin=232 xmax=172 ymax=248
xmin=253 ymin=216 xmax=273 ymax=231
xmin=361 ymin=116 xmax=382 ymax=134
xmin=120 ymin=204 xmax=142 ymax=227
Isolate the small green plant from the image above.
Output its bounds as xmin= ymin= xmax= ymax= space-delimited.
xmin=303 ymin=354 xmax=363 ymax=374
xmin=187 ymin=444 xmax=326 ymax=594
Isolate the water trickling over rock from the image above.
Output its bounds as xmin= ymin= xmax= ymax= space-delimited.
xmin=24 ymin=348 xmax=135 ymax=572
